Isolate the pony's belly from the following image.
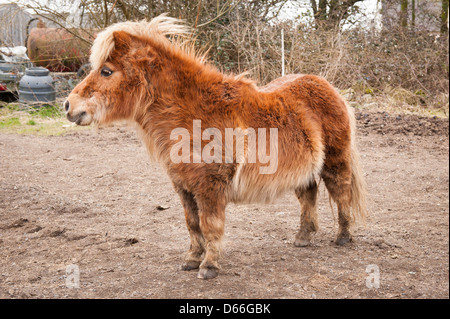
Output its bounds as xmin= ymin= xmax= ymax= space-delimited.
xmin=229 ymin=163 xmax=317 ymax=204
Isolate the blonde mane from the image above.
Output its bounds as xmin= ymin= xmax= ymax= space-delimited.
xmin=90 ymin=14 xmax=192 ymax=71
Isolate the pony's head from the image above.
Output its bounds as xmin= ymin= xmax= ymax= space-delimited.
xmin=65 ymin=15 xmax=191 ymax=126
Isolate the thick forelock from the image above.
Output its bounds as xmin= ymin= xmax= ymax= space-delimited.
xmin=89 ymin=14 xmax=191 ymax=70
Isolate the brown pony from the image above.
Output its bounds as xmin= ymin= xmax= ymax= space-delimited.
xmin=65 ymin=15 xmax=367 ymax=280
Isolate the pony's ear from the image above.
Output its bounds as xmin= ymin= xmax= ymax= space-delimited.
xmin=113 ymin=31 xmax=132 ymax=53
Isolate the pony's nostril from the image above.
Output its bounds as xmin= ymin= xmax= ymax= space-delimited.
xmin=64 ymin=100 xmax=70 ymax=112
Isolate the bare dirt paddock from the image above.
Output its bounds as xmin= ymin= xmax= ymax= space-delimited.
xmin=0 ymin=110 xmax=448 ymax=299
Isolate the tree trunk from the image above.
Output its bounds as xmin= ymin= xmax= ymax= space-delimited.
xmin=400 ymin=0 xmax=408 ymax=28
xmin=442 ymin=0 xmax=449 ymax=34
xmin=310 ymin=0 xmax=363 ymax=30
xmin=318 ymin=0 xmax=327 ymax=21
xmin=310 ymin=0 xmax=328 ymax=29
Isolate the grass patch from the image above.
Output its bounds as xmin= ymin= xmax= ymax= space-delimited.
xmin=0 ymin=117 xmax=21 ymax=128
xmin=0 ymin=102 xmax=89 ymax=136
xmin=30 ymin=104 xmax=63 ymax=118
xmin=4 ymin=103 xmax=22 ymax=111
xmin=16 ymin=121 xmax=81 ymax=136
xmin=341 ymin=86 xmax=449 ymax=118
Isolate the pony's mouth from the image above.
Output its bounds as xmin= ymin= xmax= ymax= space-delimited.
xmin=67 ymin=111 xmax=90 ymax=126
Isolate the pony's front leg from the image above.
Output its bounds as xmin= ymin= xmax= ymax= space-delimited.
xmin=196 ymin=192 xmax=226 ymax=280
xmin=176 ymin=187 xmax=205 ymax=271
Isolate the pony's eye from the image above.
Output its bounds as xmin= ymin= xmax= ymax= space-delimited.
xmin=100 ymin=67 xmax=113 ymax=77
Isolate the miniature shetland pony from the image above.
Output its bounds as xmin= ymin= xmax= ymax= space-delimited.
xmin=65 ymin=15 xmax=367 ymax=279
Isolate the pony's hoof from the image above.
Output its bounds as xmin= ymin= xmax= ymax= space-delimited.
xmin=335 ymin=234 xmax=352 ymax=246
xmin=197 ymin=267 xmax=219 ymax=280
xmin=294 ymin=238 xmax=311 ymax=247
xmin=181 ymin=260 xmax=200 ymax=271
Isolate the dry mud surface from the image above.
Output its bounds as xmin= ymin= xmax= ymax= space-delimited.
xmin=0 ymin=110 xmax=448 ymax=299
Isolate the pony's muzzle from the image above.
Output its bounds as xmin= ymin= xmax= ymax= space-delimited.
xmin=65 ymin=93 xmax=95 ymax=126
xmin=67 ymin=111 xmax=87 ymax=125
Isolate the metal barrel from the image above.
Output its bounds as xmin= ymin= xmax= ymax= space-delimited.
xmin=27 ymin=27 xmax=92 ymax=72
xmin=18 ymin=67 xmax=55 ymax=102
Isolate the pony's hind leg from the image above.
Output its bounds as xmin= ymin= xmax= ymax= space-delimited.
xmin=294 ymin=179 xmax=319 ymax=247
xmin=176 ymin=188 xmax=205 ymax=271
xmin=321 ymin=160 xmax=353 ymax=245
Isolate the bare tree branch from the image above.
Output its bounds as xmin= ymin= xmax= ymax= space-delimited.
xmin=197 ymin=0 xmax=243 ymax=28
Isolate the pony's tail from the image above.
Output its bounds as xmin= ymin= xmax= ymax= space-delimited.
xmin=347 ymin=105 xmax=368 ymax=224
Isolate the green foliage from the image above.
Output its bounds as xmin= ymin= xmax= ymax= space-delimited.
xmin=414 ymin=90 xmax=426 ymax=97
xmin=0 ymin=104 xmax=89 ymax=136
xmin=0 ymin=117 xmax=20 ymax=128
xmin=30 ymin=105 xmax=63 ymax=118
xmin=365 ymin=88 xmax=374 ymax=95
xmin=5 ymin=104 xmax=21 ymax=111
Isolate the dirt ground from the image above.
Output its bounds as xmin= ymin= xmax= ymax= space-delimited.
xmin=0 ymin=109 xmax=448 ymax=299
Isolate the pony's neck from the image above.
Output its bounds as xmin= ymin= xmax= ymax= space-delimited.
xmin=153 ymin=39 xmax=257 ymax=109
xmin=157 ymin=51 xmax=224 ymax=102
xmin=133 ymin=39 xmax=259 ymax=134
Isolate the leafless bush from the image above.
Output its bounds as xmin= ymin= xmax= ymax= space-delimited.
xmin=203 ymin=14 xmax=448 ymax=109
